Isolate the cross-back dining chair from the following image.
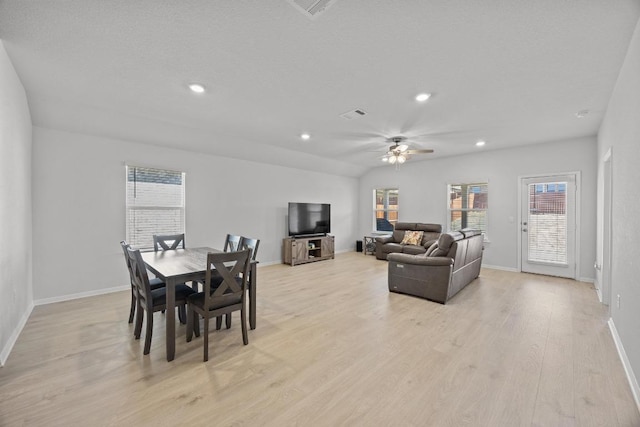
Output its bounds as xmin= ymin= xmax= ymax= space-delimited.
xmin=153 ymin=233 xmax=186 ymax=252
xmin=217 ymin=236 xmax=260 ymax=330
xmin=224 ymin=234 xmax=242 ymax=252
xmin=239 ymin=236 xmax=260 ymax=261
xmin=120 ymin=241 xmax=166 ymax=324
xmin=186 ymin=249 xmax=252 ymax=362
xmin=126 ymin=246 xmax=196 ymax=355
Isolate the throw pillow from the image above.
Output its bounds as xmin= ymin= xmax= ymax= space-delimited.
xmin=400 ymin=230 xmax=424 ymax=246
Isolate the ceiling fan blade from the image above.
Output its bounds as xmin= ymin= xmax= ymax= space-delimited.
xmin=405 ymin=149 xmax=434 ymax=154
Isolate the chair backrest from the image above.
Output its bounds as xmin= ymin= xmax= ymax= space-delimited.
xmin=203 ymin=249 xmax=251 ymax=309
xmin=239 ymin=236 xmax=260 ymax=261
xmin=153 ymin=233 xmax=186 ymax=251
xmin=126 ymin=246 xmax=153 ymax=309
xmin=120 ymin=241 xmax=135 ymax=286
xmin=224 ymin=234 xmax=242 ymax=252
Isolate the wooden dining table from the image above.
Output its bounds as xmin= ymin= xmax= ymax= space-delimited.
xmin=141 ymin=247 xmax=258 ymax=361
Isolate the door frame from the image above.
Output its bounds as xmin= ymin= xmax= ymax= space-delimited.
xmin=517 ymin=171 xmax=581 ymax=279
xmin=602 ymin=148 xmax=613 ymax=308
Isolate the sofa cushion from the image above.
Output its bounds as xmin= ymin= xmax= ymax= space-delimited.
xmin=381 ymin=242 xmax=404 ymax=254
xmin=427 ymin=231 xmax=465 ymax=257
xmin=460 ymin=228 xmax=482 ymax=238
xmin=403 ymin=244 xmax=428 ymax=255
xmin=415 ymin=223 xmax=442 ymax=233
xmin=400 ymin=230 xmax=424 ymax=245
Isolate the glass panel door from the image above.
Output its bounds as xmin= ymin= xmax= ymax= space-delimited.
xmin=521 ymin=175 xmax=576 ymax=279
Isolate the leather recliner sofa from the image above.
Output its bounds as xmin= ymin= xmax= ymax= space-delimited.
xmin=375 ymin=222 xmax=442 ymax=260
xmin=387 ymin=229 xmax=484 ymax=304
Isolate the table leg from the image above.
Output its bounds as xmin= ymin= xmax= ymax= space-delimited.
xmin=249 ymin=262 xmax=257 ymax=330
xmin=166 ymin=278 xmax=176 ymax=361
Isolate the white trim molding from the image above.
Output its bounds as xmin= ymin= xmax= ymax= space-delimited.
xmin=608 ymin=318 xmax=640 ymax=413
xmin=34 ymin=285 xmax=129 ymax=306
xmin=0 ymin=301 xmax=34 ymax=367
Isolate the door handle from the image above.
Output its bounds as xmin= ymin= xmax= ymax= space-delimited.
xmin=522 ymin=228 xmax=528 ymax=232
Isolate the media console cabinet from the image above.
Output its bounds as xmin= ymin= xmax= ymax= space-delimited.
xmin=283 ymin=235 xmax=335 ymax=266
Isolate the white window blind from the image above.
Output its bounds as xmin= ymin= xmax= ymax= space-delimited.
xmin=448 ymin=183 xmax=488 ymax=235
xmin=527 ymin=181 xmax=567 ymax=264
xmin=126 ymin=165 xmax=185 ymax=250
xmin=374 ymin=188 xmax=398 ymax=232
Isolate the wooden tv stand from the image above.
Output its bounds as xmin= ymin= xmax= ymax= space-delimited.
xmin=283 ymin=235 xmax=334 ymax=266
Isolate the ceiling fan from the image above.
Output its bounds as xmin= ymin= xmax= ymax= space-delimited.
xmin=382 ymin=136 xmax=434 ymax=165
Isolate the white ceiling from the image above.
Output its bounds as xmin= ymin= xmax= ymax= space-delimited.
xmin=1 ymin=0 xmax=639 ymax=177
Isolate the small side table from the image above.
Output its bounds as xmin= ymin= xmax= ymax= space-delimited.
xmin=363 ymin=236 xmax=376 ymax=255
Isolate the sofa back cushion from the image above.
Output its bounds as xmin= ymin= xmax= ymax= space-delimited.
xmin=393 ymin=222 xmax=441 ymax=245
xmin=415 ymin=223 xmax=442 ymax=233
xmin=400 ymin=230 xmax=424 ymax=245
xmin=428 ymin=231 xmax=463 ymax=257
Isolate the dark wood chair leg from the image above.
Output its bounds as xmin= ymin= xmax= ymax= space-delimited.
xmin=241 ymin=306 xmax=248 ymax=345
xmin=216 ymin=316 xmax=222 ymax=330
xmin=225 ymin=313 xmax=232 ymax=329
xmin=134 ymin=302 xmax=143 ymax=339
xmin=194 ymin=311 xmax=200 ymax=337
xmin=186 ymin=306 xmax=193 ymax=342
xmin=128 ymin=287 xmax=136 ymax=324
xmin=203 ymin=316 xmax=209 ymax=362
xmin=143 ymin=311 xmax=153 ymax=355
xmin=178 ymin=305 xmax=187 ymax=324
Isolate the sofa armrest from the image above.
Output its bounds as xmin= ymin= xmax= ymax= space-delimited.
xmin=387 ymin=253 xmax=453 ymax=267
xmin=376 ymin=235 xmax=394 ymax=244
xmin=423 ymin=239 xmax=437 ymax=249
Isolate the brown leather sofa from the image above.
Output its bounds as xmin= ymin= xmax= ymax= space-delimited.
xmin=387 ymin=229 xmax=484 ymax=304
xmin=375 ymin=222 xmax=442 ymax=260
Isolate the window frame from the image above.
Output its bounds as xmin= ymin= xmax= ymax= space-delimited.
xmin=446 ymin=182 xmax=489 ymax=240
xmin=373 ymin=188 xmax=399 ymax=233
xmin=125 ymin=165 xmax=186 ymax=251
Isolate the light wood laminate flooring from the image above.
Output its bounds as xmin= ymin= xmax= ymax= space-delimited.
xmin=1 ymin=252 xmax=639 ymax=426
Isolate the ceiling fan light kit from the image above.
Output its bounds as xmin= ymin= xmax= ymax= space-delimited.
xmin=381 ymin=136 xmax=433 ymax=167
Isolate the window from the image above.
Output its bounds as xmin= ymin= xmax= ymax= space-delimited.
xmin=448 ymin=183 xmax=488 ymax=236
xmin=126 ymin=165 xmax=186 ymax=250
xmin=374 ymin=188 xmax=398 ymax=232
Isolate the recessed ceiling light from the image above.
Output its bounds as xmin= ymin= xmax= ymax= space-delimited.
xmin=575 ymin=109 xmax=589 ymax=118
xmin=415 ymin=93 xmax=431 ymax=102
xmin=476 ymin=140 xmax=486 ymax=147
xmin=188 ymin=83 xmax=205 ymax=94
xmin=300 ymin=133 xmax=311 ymax=141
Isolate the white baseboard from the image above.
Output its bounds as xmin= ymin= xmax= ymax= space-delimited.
xmin=481 ymin=264 xmax=519 ymax=273
xmin=608 ymin=318 xmax=640 ymax=413
xmin=579 ymin=277 xmax=595 ymax=284
xmin=34 ymin=285 xmax=129 ymax=306
xmin=0 ymin=301 xmax=34 ymax=367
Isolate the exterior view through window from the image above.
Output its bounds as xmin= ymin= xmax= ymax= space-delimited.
xmin=527 ymin=181 xmax=568 ymax=263
xmin=448 ymin=183 xmax=488 ymax=236
xmin=126 ymin=166 xmax=185 ymax=250
xmin=374 ymin=189 xmax=398 ymax=232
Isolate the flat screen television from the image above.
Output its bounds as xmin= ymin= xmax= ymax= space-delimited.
xmin=288 ymin=202 xmax=331 ymax=237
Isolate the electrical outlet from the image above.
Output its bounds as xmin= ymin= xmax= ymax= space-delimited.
xmin=617 ymin=294 xmax=621 ymax=309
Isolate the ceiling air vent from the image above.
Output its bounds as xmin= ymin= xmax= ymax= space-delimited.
xmin=339 ymin=108 xmax=367 ymax=120
xmin=287 ymin=0 xmax=338 ymax=20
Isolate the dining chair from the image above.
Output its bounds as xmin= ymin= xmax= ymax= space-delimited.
xmin=126 ymin=246 xmax=196 ymax=355
xmin=218 ymin=236 xmax=261 ymax=329
xmin=153 ymin=233 xmax=186 ymax=251
xmin=239 ymin=236 xmax=260 ymax=261
xmin=120 ymin=241 xmax=166 ymax=324
xmin=224 ymin=234 xmax=242 ymax=252
xmin=186 ymin=249 xmax=252 ymax=362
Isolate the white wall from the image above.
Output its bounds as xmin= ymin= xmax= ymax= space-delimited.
xmin=32 ymin=127 xmax=359 ymax=301
xmin=359 ymin=136 xmax=598 ymax=280
xmin=597 ymin=15 xmax=640 ymax=403
xmin=0 ymin=41 xmax=33 ymax=366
